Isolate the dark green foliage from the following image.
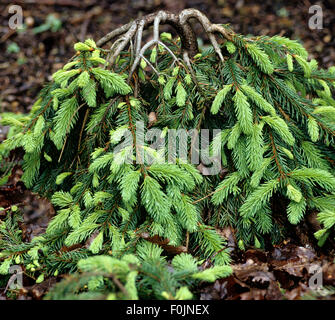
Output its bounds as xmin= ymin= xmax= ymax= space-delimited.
xmin=1 ymin=16 xmax=335 ymax=299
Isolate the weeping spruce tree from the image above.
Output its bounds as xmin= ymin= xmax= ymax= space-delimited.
xmin=1 ymin=9 xmax=335 ymax=299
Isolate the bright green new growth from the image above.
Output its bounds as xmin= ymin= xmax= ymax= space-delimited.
xmin=1 ymin=9 xmax=335 ymax=299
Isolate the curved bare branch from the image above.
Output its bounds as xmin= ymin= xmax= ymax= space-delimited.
xmin=96 ymin=9 xmax=231 ymax=81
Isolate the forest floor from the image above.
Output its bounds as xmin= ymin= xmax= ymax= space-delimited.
xmin=0 ymin=0 xmax=335 ymax=300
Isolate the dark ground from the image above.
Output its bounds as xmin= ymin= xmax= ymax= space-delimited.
xmin=0 ymin=0 xmax=335 ymax=300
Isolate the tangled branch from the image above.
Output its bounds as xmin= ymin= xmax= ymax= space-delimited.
xmin=96 ymin=9 xmax=232 ymax=82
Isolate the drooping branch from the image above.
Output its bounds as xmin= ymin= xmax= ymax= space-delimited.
xmin=179 ymin=9 xmax=232 ymax=62
xmin=96 ymin=9 xmax=234 ymax=94
xmin=96 ymin=11 xmax=199 ymax=57
xmin=97 ymin=9 xmax=232 ymax=66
